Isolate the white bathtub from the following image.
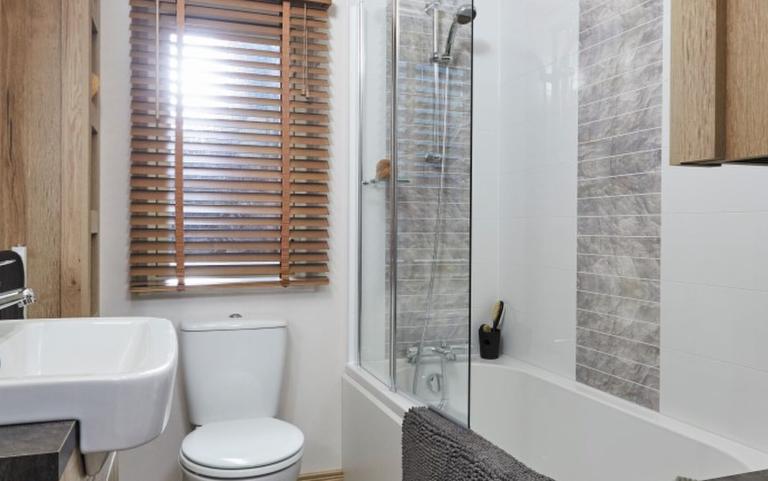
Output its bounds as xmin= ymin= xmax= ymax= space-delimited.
xmin=343 ymin=356 xmax=768 ymax=481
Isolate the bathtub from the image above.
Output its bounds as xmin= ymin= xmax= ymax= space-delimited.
xmin=343 ymin=356 xmax=768 ymax=481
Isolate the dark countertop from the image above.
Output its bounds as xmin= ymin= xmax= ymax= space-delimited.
xmin=711 ymin=472 xmax=768 ymax=481
xmin=0 ymin=421 xmax=77 ymax=481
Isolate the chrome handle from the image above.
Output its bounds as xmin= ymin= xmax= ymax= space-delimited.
xmin=362 ymin=178 xmax=410 ymax=186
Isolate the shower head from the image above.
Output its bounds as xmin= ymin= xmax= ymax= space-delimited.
xmin=442 ymin=4 xmax=477 ymax=61
xmin=455 ymin=4 xmax=477 ymax=24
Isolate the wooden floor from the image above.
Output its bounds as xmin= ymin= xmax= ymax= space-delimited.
xmin=299 ymin=470 xmax=344 ymax=481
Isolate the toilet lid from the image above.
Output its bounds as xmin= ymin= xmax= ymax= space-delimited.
xmin=182 ymin=418 xmax=304 ymax=470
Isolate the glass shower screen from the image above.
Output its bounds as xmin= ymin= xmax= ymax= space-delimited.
xmin=358 ymin=0 xmax=473 ymax=425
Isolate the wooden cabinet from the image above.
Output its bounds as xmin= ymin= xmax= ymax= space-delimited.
xmin=671 ymin=0 xmax=768 ymax=165
xmin=0 ymin=0 xmax=100 ymax=317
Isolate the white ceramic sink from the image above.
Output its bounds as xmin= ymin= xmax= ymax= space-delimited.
xmin=0 ymin=317 xmax=177 ymax=453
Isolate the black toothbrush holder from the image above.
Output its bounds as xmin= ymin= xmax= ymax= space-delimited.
xmin=478 ymin=327 xmax=501 ymax=360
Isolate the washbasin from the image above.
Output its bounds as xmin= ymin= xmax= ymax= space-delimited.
xmin=0 ymin=317 xmax=177 ymax=453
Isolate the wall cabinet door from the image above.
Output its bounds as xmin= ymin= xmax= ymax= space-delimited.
xmin=671 ymin=0 xmax=768 ymax=165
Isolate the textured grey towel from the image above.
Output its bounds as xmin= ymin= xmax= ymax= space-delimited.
xmin=402 ymin=407 xmax=555 ymax=481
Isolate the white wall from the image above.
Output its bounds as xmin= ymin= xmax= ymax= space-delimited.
xmin=99 ymin=2 xmax=351 ymax=480
xmin=470 ymin=0 xmax=501 ymax=348
xmin=659 ymin=0 xmax=768 ymax=452
xmin=488 ymin=0 xmax=580 ymax=378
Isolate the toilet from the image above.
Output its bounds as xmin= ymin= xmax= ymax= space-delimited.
xmin=179 ymin=319 xmax=303 ymax=481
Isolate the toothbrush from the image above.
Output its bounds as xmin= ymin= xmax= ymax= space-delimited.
xmin=491 ymin=301 xmax=505 ymax=331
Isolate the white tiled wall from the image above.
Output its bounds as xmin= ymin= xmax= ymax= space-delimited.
xmin=659 ymin=0 xmax=768 ymax=452
xmin=473 ymin=0 xmax=579 ymax=378
xmin=471 ymin=0 xmax=501 ymax=344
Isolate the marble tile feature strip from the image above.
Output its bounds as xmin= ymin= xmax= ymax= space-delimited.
xmin=0 ymin=421 xmax=77 ymax=481
xmin=384 ymin=0 xmax=473 ymax=357
xmin=577 ymin=0 xmax=662 ymax=409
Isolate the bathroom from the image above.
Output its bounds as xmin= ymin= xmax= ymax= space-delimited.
xmin=1 ymin=0 xmax=768 ymax=480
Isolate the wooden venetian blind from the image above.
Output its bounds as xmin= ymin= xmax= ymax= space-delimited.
xmin=129 ymin=0 xmax=331 ymax=293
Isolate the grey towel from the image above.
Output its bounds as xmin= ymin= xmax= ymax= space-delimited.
xmin=402 ymin=407 xmax=555 ymax=481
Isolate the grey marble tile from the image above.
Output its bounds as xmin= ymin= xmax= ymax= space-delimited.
xmin=577 ymin=235 xmax=661 ymax=258
xmin=578 ymin=253 xmax=660 ymax=279
xmin=576 ymin=328 xmax=659 ymax=367
xmin=397 ymin=232 xmax=470 ymax=250
xmin=577 ymin=273 xmax=660 ymax=302
xmin=396 ymin=201 xmax=470 ymax=219
xmin=580 ymin=37 xmax=662 ymax=88
xmin=396 ymin=277 xmax=470 ymax=296
xmin=396 ymin=218 xmax=471 ymax=234
xmin=396 ymin=309 xmax=468 ymax=327
xmin=578 ymin=127 xmax=662 ymax=162
xmin=396 ymin=185 xmax=471 ymax=204
xmin=577 ymin=309 xmax=660 ymax=344
xmin=396 ymin=324 xmax=469 ymax=344
xmin=577 ymin=346 xmax=660 ymax=389
xmin=578 ymin=193 xmax=661 ymax=217
xmin=576 ymin=365 xmax=660 ymax=410
xmin=396 ymin=262 xmax=470 ymax=282
xmin=579 ymin=16 xmax=662 ymax=69
xmin=577 ymin=290 xmax=660 ymax=324
xmin=577 ymin=214 xmax=661 ymax=237
xmin=580 ymin=0 xmax=605 ymax=15
xmin=579 ymin=82 xmax=662 ymax=125
xmin=580 ymin=0 xmax=663 ymax=50
xmin=396 ymin=247 xmax=469 ymax=264
xmin=578 ymin=105 xmax=662 ymax=143
xmin=578 ymin=150 xmax=661 ymax=178
xmin=578 ymin=172 xmax=661 ymax=198
xmin=580 ymin=0 xmax=654 ymax=32
xmin=579 ymin=61 xmax=663 ymax=107
xmin=397 ymin=292 xmax=470 ymax=313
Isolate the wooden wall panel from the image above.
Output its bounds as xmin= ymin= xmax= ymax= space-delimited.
xmin=0 ymin=1 xmax=25 ymax=250
xmin=61 ymin=0 xmax=93 ymax=317
xmin=670 ymin=0 xmax=725 ymax=165
xmin=0 ymin=0 xmax=63 ymax=318
xmin=1 ymin=0 xmax=96 ymax=318
xmin=725 ymin=0 xmax=768 ymax=161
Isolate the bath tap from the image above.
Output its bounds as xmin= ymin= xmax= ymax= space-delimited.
xmin=432 ymin=343 xmax=458 ymax=361
xmin=407 ymin=343 xmax=462 ymax=363
xmin=0 ymin=288 xmax=36 ymax=313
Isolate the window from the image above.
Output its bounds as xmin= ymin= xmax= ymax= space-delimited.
xmin=128 ymin=0 xmax=331 ymax=292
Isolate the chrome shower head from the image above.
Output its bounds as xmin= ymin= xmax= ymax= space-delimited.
xmin=442 ymin=4 xmax=477 ymax=61
xmin=455 ymin=4 xmax=477 ymax=25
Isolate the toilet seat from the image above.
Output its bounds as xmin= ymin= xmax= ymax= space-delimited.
xmin=180 ymin=418 xmax=304 ymax=479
